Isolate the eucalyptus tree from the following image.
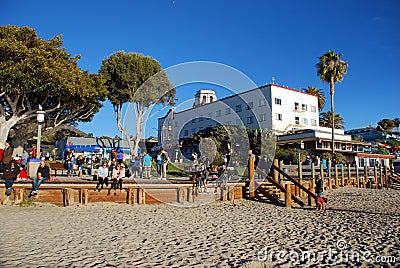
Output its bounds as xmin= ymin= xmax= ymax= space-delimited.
xmin=316 ymin=50 xmax=348 ymax=154
xmin=100 ymin=51 xmax=175 ymax=156
xmin=0 ymin=25 xmax=107 ymax=150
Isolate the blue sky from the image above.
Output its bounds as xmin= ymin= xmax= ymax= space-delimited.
xmin=2 ymin=0 xmax=399 ymax=138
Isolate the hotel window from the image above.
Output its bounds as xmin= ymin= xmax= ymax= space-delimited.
xmin=191 ymin=128 xmax=196 ymax=135
xmin=216 ymin=110 xmax=221 ymax=117
xmin=259 ymin=99 xmax=267 ymax=107
xmin=225 ymin=108 xmax=231 ymax=115
xmin=311 ymin=119 xmax=317 ymax=126
xmin=199 ymin=116 xmax=204 ymax=122
xmin=311 ymin=105 xmax=317 ymax=113
xmin=236 ymin=105 xmax=242 ymax=112
xmin=276 ymin=113 xmax=282 ymax=121
xmin=247 ymin=102 xmax=253 ymax=110
xmin=295 ymin=116 xmax=300 ymax=125
xmin=302 ymin=104 xmax=307 ymax=111
xmin=275 ymin=98 xmax=282 ymax=105
xmin=247 ymin=116 xmax=254 ymax=124
xmin=199 ymin=127 xmax=204 ymax=131
xmin=294 ymin=102 xmax=299 ymax=110
xmin=192 ymin=118 xmax=196 ymax=123
xmin=259 ymin=113 xmax=267 ymax=122
xmin=184 ymin=130 xmax=188 ymax=136
xmin=302 ymin=118 xmax=308 ymax=125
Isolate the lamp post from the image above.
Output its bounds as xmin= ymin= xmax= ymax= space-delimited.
xmin=298 ymin=140 xmax=304 ymax=164
xmin=36 ymin=108 xmax=46 ymax=159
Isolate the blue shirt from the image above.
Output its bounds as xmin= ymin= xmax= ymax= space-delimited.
xmin=143 ymin=155 xmax=152 ymax=167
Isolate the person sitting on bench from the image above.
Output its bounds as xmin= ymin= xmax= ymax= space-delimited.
xmin=96 ymin=161 xmax=109 ymax=192
xmin=29 ymin=159 xmax=50 ymax=197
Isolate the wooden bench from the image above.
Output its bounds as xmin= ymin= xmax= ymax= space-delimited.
xmin=49 ymin=162 xmax=66 ymax=176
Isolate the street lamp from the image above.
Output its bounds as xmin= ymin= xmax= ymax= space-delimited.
xmin=298 ymin=140 xmax=304 ymax=164
xmin=36 ymin=108 xmax=46 ymax=159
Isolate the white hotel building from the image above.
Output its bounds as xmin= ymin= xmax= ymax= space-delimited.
xmin=158 ymin=84 xmax=320 ymax=142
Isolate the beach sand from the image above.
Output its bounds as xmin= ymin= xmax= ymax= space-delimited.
xmin=0 ymin=186 xmax=399 ymax=267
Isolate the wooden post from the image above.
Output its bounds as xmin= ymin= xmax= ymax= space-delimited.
xmin=341 ymin=165 xmax=345 ymax=186
xmin=364 ymin=166 xmax=368 ymax=188
xmin=384 ymin=166 xmax=388 ymax=188
xmin=248 ymin=153 xmax=255 ymax=199
xmin=297 ymin=160 xmax=302 ymax=197
xmin=228 ymin=187 xmax=235 ymax=201
xmin=221 ymin=187 xmax=227 ymax=201
xmin=138 ymin=188 xmax=146 ymax=204
xmin=335 ymin=165 xmax=339 ymax=187
xmin=187 ymin=188 xmax=192 ymax=202
xmin=132 ymin=188 xmax=138 ymax=204
xmin=355 ymin=165 xmax=360 ymax=187
xmin=328 ymin=165 xmax=332 ymax=190
xmin=379 ymin=166 xmax=383 ymax=189
xmin=273 ymin=159 xmax=279 ymax=183
xmin=308 ymin=184 xmax=315 ymax=207
xmin=83 ymin=189 xmax=88 ymax=205
xmin=347 ymin=163 xmax=351 ymax=186
xmin=63 ymin=189 xmax=70 ymax=206
xmin=285 ymin=184 xmax=291 ymax=208
xmin=319 ymin=163 xmax=325 ymax=191
xmin=373 ymin=165 xmax=378 ymax=189
xmin=14 ymin=189 xmax=24 ymax=205
xmin=127 ymin=188 xmax=132 ymax=204
xmin=311 ymin=162 xmax=315 ymax=180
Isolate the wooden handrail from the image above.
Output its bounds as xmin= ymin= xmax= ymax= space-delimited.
xmin=256 ymin=169 xmax=305 ymax=207
xmin=270 ymin=165 xmax=318 ymax=201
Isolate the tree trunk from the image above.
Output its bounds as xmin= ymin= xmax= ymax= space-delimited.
xmin=133 ymin=114 xmax=143 ymax=157
xmin=0 ymin=116 xmax=21 ymax=145
xmin=330 ymin=78 xmax=335 ymax=155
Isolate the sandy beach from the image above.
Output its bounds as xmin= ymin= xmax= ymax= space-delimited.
xmin=0 ymin=186 xmax=399 ymax=267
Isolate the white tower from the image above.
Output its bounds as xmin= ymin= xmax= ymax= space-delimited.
xmin=193 ymin=89 xmax=218 ymax=108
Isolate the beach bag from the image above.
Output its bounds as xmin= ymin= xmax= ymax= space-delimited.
xmin=4 ymin=170 xmax=14 ymax=179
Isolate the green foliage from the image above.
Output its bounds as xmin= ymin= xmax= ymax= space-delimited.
xmin=305 ymin=86 xmax=326 ymax=111
xmin=320 ymin=152 xmax=347 ymax=164
xmin=316 ymin=50 xmax=348 ymax=88
xmin=374 ymin=147 xmax=389 ymax=155
xmin=99 ymin=51 xmax=176 ymax=155
xmin=0 ymin=25 xmax=107 ymax=143
xmin=377 ymin=119 xmax=396 ymax=133
xmin=100 ymin=51 xmax=175 ymax=108
xmin=319 ymin=111 xmax=345 ymax=129
xmin=19 ymin=196 xmax=36 ymax=207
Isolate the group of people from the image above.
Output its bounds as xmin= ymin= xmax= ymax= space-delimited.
xmin=127 ymin=150 xmax=169 ymax=180
xmin=0 ymin=141 xmax=29 ymax=198
xmin=96 ymin=161 xmax=125 ymax=195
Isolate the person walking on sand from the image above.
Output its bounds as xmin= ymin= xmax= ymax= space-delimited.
xmin=29 ymin=159 xmax=51 ymax=197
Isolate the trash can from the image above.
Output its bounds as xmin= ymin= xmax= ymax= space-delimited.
xmin=27 ymin=158 xmax=41 ymax=179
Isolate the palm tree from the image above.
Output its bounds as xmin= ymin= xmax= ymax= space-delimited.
xmin=305 ymin=86 xmax=326 ymax=111
xmin=319 ymin=111 xmax=345 ymax=129
xmin=316 ymin=50 xmax=348 ymax=154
